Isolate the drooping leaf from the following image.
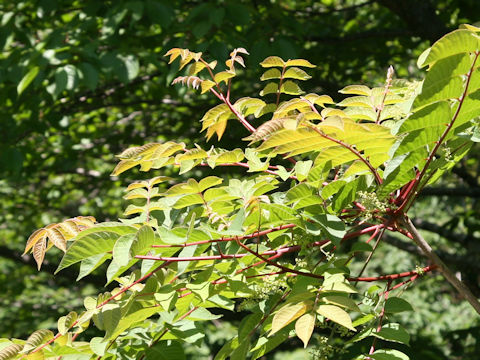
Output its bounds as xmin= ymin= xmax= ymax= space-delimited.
xmin=270 ymin=301 xmax=310 ymax=335
xmin=112 ymin=142 xmax=185 ymax=175
xmin=0 ymin=343 xmax=23 ymax=360
xmin=295 ymin=313 xmax=315 ymax=348
xmin=201 ymin=104 xmax=235 ymax=141
xmin=23 ymin=329 xmax=54 ymax=353
xmin=316 ymin=305 xmax=355 ymax=331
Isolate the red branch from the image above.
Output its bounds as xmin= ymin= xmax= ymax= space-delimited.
xmin=369 ymin=280 xmax=392 ymax=355
xmin=152 ymin=223 xmax=379 ymax=249
xmin=350 ymin=265 xmax=436 ymax=282
xmin=152 ymin=223 xmax=296 ymax=248
xmin=139 ymin=240 xmax=329 ymax=262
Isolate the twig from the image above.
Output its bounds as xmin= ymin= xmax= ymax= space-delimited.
xmin=400 ymin=216 xmax=480 ymax=314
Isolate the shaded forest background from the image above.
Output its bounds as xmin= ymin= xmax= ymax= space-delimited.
xmin=1 ymin=0 xmax=480 ymax=358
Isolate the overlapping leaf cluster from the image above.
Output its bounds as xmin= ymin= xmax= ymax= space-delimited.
xmin=3 ymin=24 xmax=480 ymax=360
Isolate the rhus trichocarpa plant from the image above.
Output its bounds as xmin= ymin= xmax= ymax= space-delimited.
xmin=3 ymin=24 xmax=480 ymax=360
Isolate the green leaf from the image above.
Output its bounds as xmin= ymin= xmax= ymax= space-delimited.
xmin=23 ymin=329 xmax=54 ymax=353
xmin=112 ymin=141 xmax=184 ymax=175
xmin=157 ymin=227 xmax=185 ymax=245
xmin=110 ymin=307 xmax=162 ymax=339
xmin=270 ymin=301 xmax=309 ymax=335
xmin=294 ymin=160 xmax=313 ymax=181
xmin=177 ymin=245 xmax=197 ymax=275
xmin=186 ymin=307 xmax=222 ymax=321
xmin=112 ymin=233 xmax=136 ymax=267
xmin=306 ymin=212 xmax=346 ymax=246
xmin=131 ymin=225 xmax=156 ymax=256
xmin=214 ymin=338 xmax=239 ymax=360
xmin=419 ymin=29 xmax=480 ymax=68
xmin=414 ymin=53 xmax=471 ymax=110
xmin=99 ymin=304 xmax=122 ymax=340
xmin=384 ymin=297 xmax=414 ymax=313
xmin=201 ymin=80 xmax=216 ymax=94
xmin=144 ymin=341 xmax=186 ymax=360
xmin=285 ymin=59 xmax=315 ymax=68
xmin=260 ymin=82 xmax=279 ymax=96
xmin=119 ymin=55 xmax=139 ymax=82
xmin=17 ymin=66 xmax=39 ymax=95
xmin=316 ymin=305 xmax=355 ymax=331
xmin=208 ymin=148 xmax=245 ymax=166
xmin=370 ymin=349 xmax=410 ymax=360
xmin=352 ymin=313 xmax=375 ymax=327
xmin=62 ymin=64 xmax=78 ymax=90
xmin=214 ymin=70 xmax=235 ymax=84
xmin=0 ymin=343 xmax=23 ymax=360
xmin=199 ymin=176 xmax=223 ymax=191
xmin=201 ymin=104 xmax=234 ymax=141
xmin=260 ymin=68 xmax=282 ymax=80
xmin=56 ymin=223 xmax=137 ymax=273
xmin=230 ymin=338 xmax=250 ymax=360
xmin=373 ymin=323 xmax=410 ymax=345
xmin=322 ymin=295 xmax=361 ymax=312
xmin=58 ymin=311 xmax=78 ymax=335
xmin=295 ymin=313 xmax=315 ymax=348
xmin=260 ymin=56 xmax=285 ymax=68
xmin=283 ymin=67 xmax=312 ymax=80
xmin=280 ymin=80 xmax=304 ymax=95
xmin=79 ymin=63 xmax=99 ymax=90
xmin=89 ymin=337 xmax=108 ymax=356
xmin=233 ymin=97 xmax=266 ymax=117
xmin=238 ymin=313 xmax=263 ymax=340
xmin=250 ymin=332 xmax=289 ymax=360
xmin=339 ymin=84 xmax=372 ymax=96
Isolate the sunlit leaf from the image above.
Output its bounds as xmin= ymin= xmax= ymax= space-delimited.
xmin=316 ymin=305 xmax=355 ymax=331
xmin=17 ymin=66 xmax=39 ymax=95
xmin=295 ymin=313 xmax=315 ymax=348
xmin=270 ymin=301 xmax=310 ymax=335
xmin=23 ymin=329 xmax=54 ymax=354
xmin=260 ymin=56 xmax=285 ymax=68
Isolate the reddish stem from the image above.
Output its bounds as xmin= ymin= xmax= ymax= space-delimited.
xmin=141 ymin=240 xmax=329 ymax=262
xmin=308 ymin=125 xmax=383 ymax=185
xmin=350 ymin=265 xmax=436 ymax=282
xmin=152 ymin=223 xmax=296 ymax=248
xmin=398 ymin=51 xmax=480 ymax=213
xmin=369 ymin=280 xmax=392 ymax=355
xmin=388 ymin=274 xmax=419 ymax=292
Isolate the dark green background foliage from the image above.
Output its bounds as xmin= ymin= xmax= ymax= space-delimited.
xmin=1 ymin=1 xmax=480 ymax=358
